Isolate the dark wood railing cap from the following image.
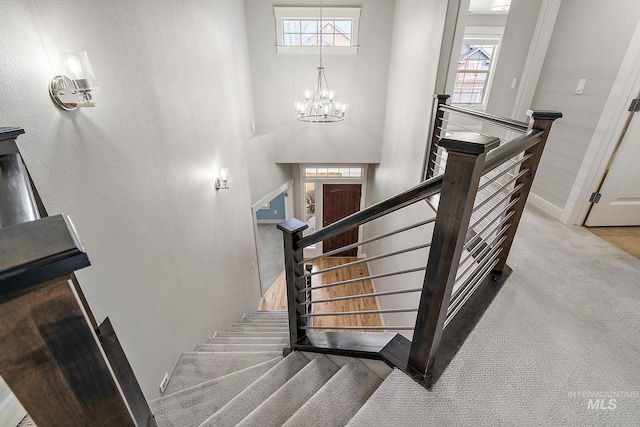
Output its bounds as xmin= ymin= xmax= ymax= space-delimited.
xmin=0 ymin=214 xmax=90 ymax=296
xmin=0 ymin=127 xmax=25 ymax=141
xmin=433 ymin=94 xmax=451 ymax=100
xmin=528 ymin=110 xmax=563 ymax=121
xmin=278 ymin=218 xmax=308 ymax=234
xmin=440 ymin=133 xmax=500 ymax=155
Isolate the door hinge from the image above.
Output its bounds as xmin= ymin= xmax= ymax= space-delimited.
xmin=629 ymin=99 xmax=640 ymax=112
xmin=589 ymin=192 xmax=602 ymax=203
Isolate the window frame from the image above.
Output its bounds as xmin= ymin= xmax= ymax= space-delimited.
xmin=451 ymin=26 xmax=504 ymax=109
xmin=274 ymin=7 xmax=361 ymax=54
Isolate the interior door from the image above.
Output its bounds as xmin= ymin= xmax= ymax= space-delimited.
xmin=586 ymin=109 xmax=640 ymax=226
xmin=322 ymin=184 xmax=362 ymax=256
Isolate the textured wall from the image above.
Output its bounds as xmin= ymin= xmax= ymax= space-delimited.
xmin=0 ymin=0 xmax=261 ymax=400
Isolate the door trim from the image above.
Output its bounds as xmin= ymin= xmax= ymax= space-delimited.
xmin=300 ymin=165 xmax=368 ymax=259
xmin=251 ymin=179 xmax=294 ymax=297
xmin=562 ymin=17 xmax=640 ymax=225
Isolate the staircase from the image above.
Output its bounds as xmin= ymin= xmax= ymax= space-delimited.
xmin=149 ymin=310 xmax=415 ymax=427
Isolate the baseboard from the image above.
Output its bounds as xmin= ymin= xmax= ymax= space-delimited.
xmin=0 ymin=393 xmax=26 ymax=427
xmin=527 ymin=192 xmax=564 ymax=222
xmin=256 ymin=219 xmax=285 ymax=224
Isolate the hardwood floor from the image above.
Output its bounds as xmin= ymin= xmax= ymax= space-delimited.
xmin=260 ymin=257 xmax=383 ymax=331
xmin=585 ymin=226 xmax=640 ymax=260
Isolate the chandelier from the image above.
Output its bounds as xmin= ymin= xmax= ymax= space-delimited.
xmin=295 ymin=0 xmax=347 ymax=122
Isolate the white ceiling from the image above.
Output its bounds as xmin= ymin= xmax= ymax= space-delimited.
xmin=468 ymin=0 xmax=510 ymax=15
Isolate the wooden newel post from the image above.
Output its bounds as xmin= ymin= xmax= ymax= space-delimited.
xmin=423 ymin=94 xmax=451 ymax=180
xmin=278 ymin=218 xmax=309 ymax=349
xmin=493 ymin=110 xmax=563 ymax=273
xmin=409 ymin=133 xmax=500 ymax=383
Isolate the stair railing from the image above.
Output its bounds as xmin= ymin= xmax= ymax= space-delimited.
xmin=279 ymin=96 xmax=561 ymax=388
xmin=0 ymin=128 xmax=156 ymax=426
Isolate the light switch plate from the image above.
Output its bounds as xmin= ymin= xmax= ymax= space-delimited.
xmin=575 ymin=79 xmax=587 ymax=95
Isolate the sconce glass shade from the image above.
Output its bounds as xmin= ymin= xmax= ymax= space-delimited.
xmin=489 ymin=0 xmax=511 ymax=11
xmin=49 ymin=51 xmax=97 ymax=111
xmin=215 ymin=168 xmax=230 ymax=190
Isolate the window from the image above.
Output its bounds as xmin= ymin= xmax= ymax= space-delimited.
xmin=451 ymin=29 xmax=502 ymax=106
xmin=283 ymin=20 xmax=352 ymax=47
xmin=274 ymin=7 xmax=360 ymax=54
xmin=304 ymin=167 xmax=363 ymax=178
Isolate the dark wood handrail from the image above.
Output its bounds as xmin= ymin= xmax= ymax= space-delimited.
xmin=295 ymin=128 xmax=544 ymax=251
xmin=440 ymin=104 xmax=530 ymax=133
xmin=296 ymin=174 xmax=444 ymax=249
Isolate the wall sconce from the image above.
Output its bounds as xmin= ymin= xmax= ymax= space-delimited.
xmin=49 ymin=51 xmax=97 ymax=111
xmin=215 ymin=168 xmax=230 ymax=190
xmin=489 ymin=0 xmax=511 ymax=11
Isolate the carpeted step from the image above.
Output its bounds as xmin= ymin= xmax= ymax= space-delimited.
xmin=206 ymin=336 xmax=288 ymax=345
xmin=282 ymin=359 xmax=383 ymax=427
xmin=234 ymin=354 xmax=340 ymax=427
xmin=346 ymin=369 xmax=429 ymax=427
xmin=225 ymin=326 xmax=289 ymax=334
xmin=163 ymin=352 xmax=281 ymax=395
xmin=149 ymin=357 xmax=280 ymax=427
xmin=194 ymin=343 xmax=285 ymax=352
xmin=231 ymin=323 xmax=289 ymax=329
xmin=200 ymin=352 xmax=311 ymax=427
xmin=236 ymin=320 xmax=288 ymax=326
xmin=251 ymin=311 xmax=287 ymax=315
xmin=217 ymin=331 xmax=289 ymax=337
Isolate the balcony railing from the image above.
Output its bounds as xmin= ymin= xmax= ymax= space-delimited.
xmin=279 ymin=95 xmax=562 ymax=388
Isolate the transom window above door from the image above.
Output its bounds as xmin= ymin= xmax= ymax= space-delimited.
xmin=304 ymin=167 xmax=363 ymax=178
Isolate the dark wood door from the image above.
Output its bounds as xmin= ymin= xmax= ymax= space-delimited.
xmin=323 ymin=184 xmax=362 ymax=256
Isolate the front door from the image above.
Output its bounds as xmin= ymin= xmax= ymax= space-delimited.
xmin=322 ymin=184 xmax=362 ymax=256
xmin=585 ymin=106 xmax=640 ymax=226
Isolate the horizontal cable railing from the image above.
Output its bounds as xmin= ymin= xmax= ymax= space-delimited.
xmin=279 ymin=95 xmax=561 ymax=388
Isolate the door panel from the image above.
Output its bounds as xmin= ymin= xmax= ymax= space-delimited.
xmin=322 ymin=184 xmax=362 ymax=256
xmin=586 ymin=112 xmax=640 ymax=226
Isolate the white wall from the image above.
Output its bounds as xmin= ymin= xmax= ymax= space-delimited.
xmin=481 ymin=0 xmax=541 ymax=118
xmin=530 ymin=0 xmax=640 ymax=212
xmin=246 ymin=133 xmax=293 ymax=203
xmin=363 ymin=0 xmax=448 ymax=332
xmin=0 ymin=0 xmax=262 ymax=400
xmin=243 ymin=0 xmax=395 ymax=164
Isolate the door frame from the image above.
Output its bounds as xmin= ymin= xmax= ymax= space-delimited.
xmin=251 ymin=179 xmax=295 ymax=296
xmin=300 ymin=165 xmax=368 ymax=259
xmin=562 ymin=17 xmax=640 ymax=225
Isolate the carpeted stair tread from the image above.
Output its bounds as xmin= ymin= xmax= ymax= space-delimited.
xmin=234 ymin=354 xmax=340 ymax=427
xmin=217 ymin=331 xmax=289 ymax=337
xmin=230 ymin=323 xmax=289 ymax=329
xmin=206 ymin=336 xmax=288 ymax=344
xmin=194 ymin=343 xmax=285 ymax=352
xmin=200 ymin=352 xmax=311 ymax=427
xmin=251 ymin=311 xmax=287 ymax=315
xmin=345 ymin=369 xmax=428 ymax=427
xmin=225 ymin=326 xmax=289 ymax=332
xmin=282 ymin=359 xmax=383 ymax=427
xmin=235 ymin=321 xmax=288 ymax=327
xmin=164 ymin=352 xmax=281 ymax=395
xmin=238 ymin=318 xmax=288 ymax=323
xmin=149 ymin=357 xmax=280 ymax=427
